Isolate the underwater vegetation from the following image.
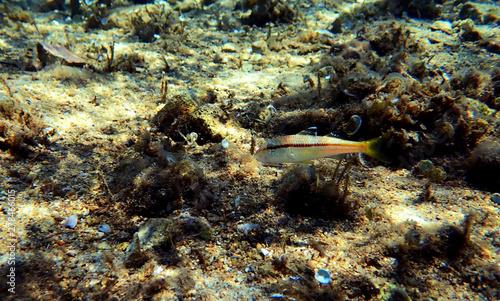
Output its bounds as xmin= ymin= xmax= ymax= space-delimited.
xmin=276 ymin=159 xmax=354 ymax=220
xmin=110 ymin=156 xmax=213 ymax=217
xmin=0 ymin=78 xmax=50 ymax=157
xmin=254 ymin=13 xmax=497 ymax=187
xmin=387 ymin=215 xmax=500 ymax=299
xmin=235 ymin=0 xmax=295 ymax=27
xmin=1 ymin=0 xmax=499 ymax=300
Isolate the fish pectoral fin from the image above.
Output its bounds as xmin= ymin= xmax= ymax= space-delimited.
xmin=325 ymin=154 xmax=347 ymax=160
xmin=296 ymin=160 xmax=314 ymax=164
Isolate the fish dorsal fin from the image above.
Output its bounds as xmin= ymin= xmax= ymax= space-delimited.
xmin=298 ymin=126 xmax=317 ymax=136
xmin=325 ymin=131 xmax=342 ymax=138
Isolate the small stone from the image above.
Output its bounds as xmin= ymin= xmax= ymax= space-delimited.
xmin=87 ymin=217 xmax=99 ymax=226
xmin=221 ymin=139 xmax=229 ymax=149
xmin=88 ymin=279 xmax=101 ymax=289
xmin=117 ymin=242 xmax=129 ymax=251
xmin=221 ymin=43 xmax=238 ymax=53
xmin=97 ymin=241 xmax=111 ymax=250
xmin=431 ymin=21 xmax=453 ymax=34
xmin=66 ymin=249 xmax=78 ymax=257
xmin=286 ymin=55 xmax=308 ymax=68
xmin=154 ymin=266 xmax=164 ymax=275
xmin=237 ymin=223 xmax=260 ymax=235
xmin=124 ymin=234 xmax=149 ymax=268
xmin=251 ymin=40 xmax=268 ymax=54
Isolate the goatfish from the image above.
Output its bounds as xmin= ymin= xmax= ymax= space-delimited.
xmin=254 ymin=128 xmax=389 ymax=165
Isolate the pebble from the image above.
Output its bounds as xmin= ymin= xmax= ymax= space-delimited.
xmin=221 ymin=139 xmax=229 ymax=149
xmin=251 ymin=40 xmax=268 ymax=54
xmin=66 ymin=250 xmax=78 ymax=257
xmin=154 ymin=266 xmax=164 ymax=275
xmin=63 ymin=214 xmax=78 ymax=229
xmin=221 ymin=43 xmax=238 ymax=53
xmin=315 ymin=269 xmax=331 ymax=284
xmin=97 ymin=224 xmax=112 ymax=233
xmin=117 ymin=242 xmax=129 ymax=251
xmin=97 ymin=241 xmax=111 ymax=250
xmin=237 ymin=223 xmax=260 ymax=235
xmin=430 ymin=20 xmax=453 ymax=34
xmin=87 ymin=217 xmax=99 ymax=226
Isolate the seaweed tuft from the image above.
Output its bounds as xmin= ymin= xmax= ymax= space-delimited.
xmin=276 ymin=159 xmax=355 ymax=220
xmin=236 ymin=0 xmax=295 ymax=27
xmin=110 ymin=157 xmax=211 ymax=217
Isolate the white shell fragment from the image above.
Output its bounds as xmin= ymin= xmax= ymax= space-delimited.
xmin=236 ymin=223 xmax=260 ymax=235
xmin=63 ymin=214 xmax=78 ymax=229
xmin=270 ymin=294 xmax=285 ymax=298
xmin=260 ymin=248 xmax=272 ymax=257
xmin=315 ymin=269 xmax=331 ymax=284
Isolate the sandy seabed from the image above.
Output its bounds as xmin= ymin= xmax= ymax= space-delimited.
xmin=0 ymin=0 xmax=499 ymax=300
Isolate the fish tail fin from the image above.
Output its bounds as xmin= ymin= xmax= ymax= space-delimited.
xmin=364 ymin=136 xmax=390 ymax=163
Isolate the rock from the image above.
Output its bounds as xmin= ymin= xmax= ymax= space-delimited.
xmin=467 ymin=138 xmax=500 ymax=191
xmin=221 ymin=43 xmax=238 ymax=53
xmin=430 ymin=20 xmax=453 ymax=35
xmin=97 ymin=241 xmax=111 ymax=250
xmin=251 ymin=40 xmax=269 ymax=55
xmin=124 ymin=233 xmax=149 ymax=269
xmin=137 ymin=216 xmax=213 ymax=247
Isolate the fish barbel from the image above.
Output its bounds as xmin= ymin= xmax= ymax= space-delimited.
xmin=255 ymin=133 xmax=388 ymax=165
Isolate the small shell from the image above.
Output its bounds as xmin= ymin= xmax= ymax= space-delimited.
xmin=97 ymin=224 xmax=112 ymax=233
xmin=260 ymin=248 xmax=271 ymax=257
xmin=491 ymin=193 xmax=500 ymax=205
xmin=315 ymin=269 xmax=331 ymax=284
xmin=270 ymin=294 xmax=285 ymax=298
xmin=345 ymin=114 xmax=362 ymax=135
xmin=63 ymin=214 xmax=78 ymax=229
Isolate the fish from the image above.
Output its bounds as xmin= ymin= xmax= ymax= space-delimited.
xmin=254 ymin=127 xmax=389 ymax=165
